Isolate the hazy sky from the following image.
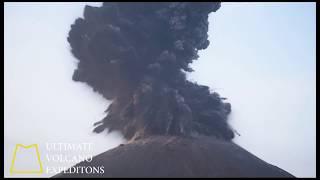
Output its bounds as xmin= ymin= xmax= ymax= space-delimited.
xmin=4 ymin=2 xmax=316 ymax=178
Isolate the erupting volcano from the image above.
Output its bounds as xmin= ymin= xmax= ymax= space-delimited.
xmin=54 ymin=2 xmax=294 ymax=178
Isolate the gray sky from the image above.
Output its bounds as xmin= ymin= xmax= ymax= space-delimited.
xmin=4 ymin=2 xmax=316 ymax=178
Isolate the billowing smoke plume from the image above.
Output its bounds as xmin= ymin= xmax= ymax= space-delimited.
xmin=68 ymin=2 xmax=235 ymax=141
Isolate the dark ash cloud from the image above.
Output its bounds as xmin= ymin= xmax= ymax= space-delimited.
xmin=68 ymin=2 xmax=235 ymax=141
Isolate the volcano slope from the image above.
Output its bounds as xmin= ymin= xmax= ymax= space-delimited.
xmin=53 ymin=136 xmax=294 ymax=178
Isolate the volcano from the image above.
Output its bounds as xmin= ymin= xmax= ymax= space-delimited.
xmin=53 ymin=136 xmax=294 ymax=178
xmin=54 ymin=2 xmax=295 ymax=178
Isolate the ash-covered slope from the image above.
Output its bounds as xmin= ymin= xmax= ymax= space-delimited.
xmin=53 ymin=136 xmax=294 ymax=178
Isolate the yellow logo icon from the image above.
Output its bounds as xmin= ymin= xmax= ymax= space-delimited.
xmin=10 ymin=144 xmax=43 ymax=174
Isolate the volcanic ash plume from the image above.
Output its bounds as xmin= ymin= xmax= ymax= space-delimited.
xmin=68 ymin=2 xmax=235 ymax=141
